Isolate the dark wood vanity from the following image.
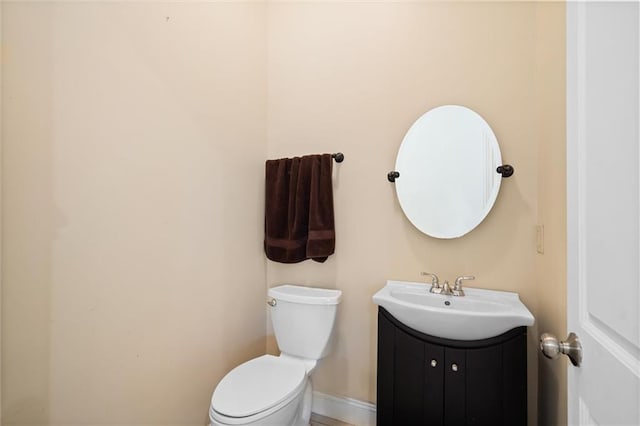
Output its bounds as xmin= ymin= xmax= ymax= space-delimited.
xmin=376 ymin=307 xmax=527 ymax=426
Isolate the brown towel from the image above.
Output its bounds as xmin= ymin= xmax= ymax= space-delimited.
xmin=264 ymin=154 xmax=335 ymax=263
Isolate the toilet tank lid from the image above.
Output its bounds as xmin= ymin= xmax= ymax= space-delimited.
xmin=268 ymin=285 xmax=342 ymax=305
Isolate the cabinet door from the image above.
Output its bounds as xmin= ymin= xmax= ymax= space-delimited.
xmin=466 ymin=344 xmax=503 ymax=425
xmin=423 ymin=342 xmax=445 ymax=425
xmin=376 ymin=312 xmax=394 ymax=426
xmin=444 ymin=348 xmax=466 ymax=425
xmin=394 ymin=327 xmax=425 ymax=424
xmin=502 ymin=332 xmax=526 ymax=425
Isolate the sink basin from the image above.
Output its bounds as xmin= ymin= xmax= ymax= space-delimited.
xmin=373 ymin=280 xmax=534 ymax=341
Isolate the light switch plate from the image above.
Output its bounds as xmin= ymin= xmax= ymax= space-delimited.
xmin=536 ymin=224 xmax=544 ymax=254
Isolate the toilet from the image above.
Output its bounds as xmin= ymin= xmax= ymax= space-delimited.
xmin=209 ymin=284 xmax=342 ymax=426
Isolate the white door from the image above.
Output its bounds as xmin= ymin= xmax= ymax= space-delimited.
xmin=565 ymin=2 xmax=640 ymax=425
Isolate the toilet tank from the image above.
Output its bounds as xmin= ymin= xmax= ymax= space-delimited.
xmin=268 ymin=285 xmax=342 ymax=360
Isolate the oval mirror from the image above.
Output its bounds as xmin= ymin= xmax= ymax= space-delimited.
xmin=395 ymin=105 xmax=503 ymax=239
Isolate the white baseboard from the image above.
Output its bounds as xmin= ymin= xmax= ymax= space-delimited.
xmin=312 ymin=391 xmax=376 ymax=426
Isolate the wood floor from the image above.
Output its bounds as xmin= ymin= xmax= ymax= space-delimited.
xmin=309 ymin=413 xmax=354 ymax=426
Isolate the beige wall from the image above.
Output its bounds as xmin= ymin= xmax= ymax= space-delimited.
xmin=1 ymin=2 xmax=266 ymax=425
xmin=1 ymin=1 xmax=567 ymax=425
xmin=266 ymin=2 xmax=565 ymax=425
xmin=535 ymin=3 xmax=567 ymax=426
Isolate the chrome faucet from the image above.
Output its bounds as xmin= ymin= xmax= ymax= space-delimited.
xmin=452 ymin=276 xmax=475 ymax=296
xmin=421 ymin=272 xmax=442 ymax=294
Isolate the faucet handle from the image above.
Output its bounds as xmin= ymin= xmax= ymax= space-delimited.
xmin=421 ymin=272 xmax=440 ymax=286
xmin=454 ymin=276 xmax=475 ymax=289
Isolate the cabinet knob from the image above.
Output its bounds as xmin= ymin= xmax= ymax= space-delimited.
xmin=430 ymin=359 xmax=437 ymax=367
xmin=451 ymin=363 xmax=458 ymax=372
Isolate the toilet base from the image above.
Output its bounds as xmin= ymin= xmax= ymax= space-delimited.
xmin=295 ymin=379 xmax=313 ymax=426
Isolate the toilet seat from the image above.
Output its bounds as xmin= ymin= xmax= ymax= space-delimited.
xmin=211 ymin=355 xmax=307 ymax=422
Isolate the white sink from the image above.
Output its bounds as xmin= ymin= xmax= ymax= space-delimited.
xmin=373 ymin=280 xmax=534 ymax=341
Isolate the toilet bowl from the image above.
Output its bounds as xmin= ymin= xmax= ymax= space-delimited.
xmin=209 ymin=285 xmax=341 ymax=426
xmin=209 ymin=355 xmax=311 ymax=426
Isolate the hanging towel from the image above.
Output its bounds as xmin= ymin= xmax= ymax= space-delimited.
xmin=264 ymin=154 xmax=335 ymax=263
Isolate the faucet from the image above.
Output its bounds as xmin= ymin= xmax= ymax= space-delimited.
xmin=422 ymin=273 xmax=475 ymax=296
xmin=452 ymin=276 xmax=475 ymax=296
xmin=431 ymin=280 xmax=454 ymax=296
xmin=420 ymin=272 xmax=442 ymax=294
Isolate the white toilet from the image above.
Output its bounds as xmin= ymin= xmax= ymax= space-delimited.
xmin=209 ymin=284 xmax=342 ymax=426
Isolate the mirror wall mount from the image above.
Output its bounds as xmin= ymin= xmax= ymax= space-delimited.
xmin=391 ymin=105 xmax=509 ymax=239
xmin=496 ymin=164 xmax=514 ymax=178
xmin=388 ymin=164 xmax=514 ymax=181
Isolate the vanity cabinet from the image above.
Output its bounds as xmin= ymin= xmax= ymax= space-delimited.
xmin=377 ymin=307 xmax=527 ymax=426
